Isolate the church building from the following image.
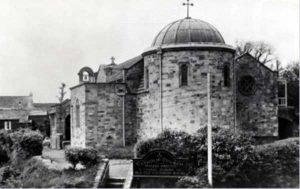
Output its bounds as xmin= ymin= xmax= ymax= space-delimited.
xmin=70 ymin=16 xmax=278 ymax=149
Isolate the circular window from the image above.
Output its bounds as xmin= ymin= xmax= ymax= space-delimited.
xmin=238 ymin=75 xmax=256 ymax=96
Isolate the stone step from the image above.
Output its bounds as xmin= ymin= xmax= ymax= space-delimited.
xmin=105 ymin=178 xmax=125 ymax=188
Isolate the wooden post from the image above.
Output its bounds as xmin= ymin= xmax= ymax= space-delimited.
xmin=207 ymin=72 xmax=213 ymax=186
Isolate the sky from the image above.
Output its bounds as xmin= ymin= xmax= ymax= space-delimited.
xmin=0 ymin=0 xmax=298 ymax=102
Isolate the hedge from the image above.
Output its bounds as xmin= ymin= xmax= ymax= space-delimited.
xmin=65 ymin=147 xmax=98 ymax=169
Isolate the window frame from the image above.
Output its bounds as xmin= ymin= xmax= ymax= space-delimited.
xmin=179 ymin=63 xmax=188 ymax=87
xmin=223 ymin=64 xmax=230 ymax=87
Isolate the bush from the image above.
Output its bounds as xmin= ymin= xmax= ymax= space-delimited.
xmin=135 ymin=130 xmax=200 ymax=160
xmin=80 ymin=147 xmax=98 ymax=167
xmin=65 ymin=147 xmax=99 ymax=169
xmin=0 ymin=130 xmax=13 ymax=165
xmin=245 ymin=138 xmax=299 ymax=187
xmin=65 ymin=147 xmax=81 ymax=169
xmin=19 ymin=131 xmax=43 ymax=157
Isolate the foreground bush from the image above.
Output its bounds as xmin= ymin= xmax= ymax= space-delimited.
xmin=247 ymin=138 xmax=299 ymax=187
xmin=19 ymin=131 xmax=43 ymax=157
xmin=65 ymin=147 xmax=98 ymax=168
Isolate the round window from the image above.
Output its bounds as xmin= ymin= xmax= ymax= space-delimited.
xmin=238 ymin=75 xmax=256 ymax=96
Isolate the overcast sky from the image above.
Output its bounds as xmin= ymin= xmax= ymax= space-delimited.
xmin=0 ymin=0 xmax=298 ymax=102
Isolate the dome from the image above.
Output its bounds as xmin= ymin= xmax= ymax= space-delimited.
xmin=151 ymin=18 xmax=225 ymax=47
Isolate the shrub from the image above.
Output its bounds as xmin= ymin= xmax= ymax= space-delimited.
xmin=80 ymin=147 xmax=98 ymax=167
xmin=65 ymin=147 xmax=99 ymax=169
xmin=176 ymin=176 xmax=209 ymax=188
xmin=135 ymin=130 xmax=200 ymax=160
xmin=0 ymin=130 xmax=13 ymax=165
xmin=65 ymin=147 xmax=81 ymax=169
xmin=19 ymin=131 xmax=43 ymax=157
xmin=245 ymin=138 xmax=299 ymax=188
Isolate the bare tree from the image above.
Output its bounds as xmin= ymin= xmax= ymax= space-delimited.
xmin=235 ymin=40 xmax=276 ymax=64
xmin=280 ymin=61 xmax=299 ymax=109
xmin=57 ymin=83 xmax=66 ymax=121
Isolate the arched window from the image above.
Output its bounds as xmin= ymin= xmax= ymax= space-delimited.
xmin=75 ymin=100 xmax=80 ymax=127
xmin=145 ymin=68 xmax=149 ymax=89
xmin=83 ymin=71 xmax=89 ymax=82
xmin=223 ymin=64 xmax=230 ymax=87
xmin=180 ymin=64 xmax=188 ymax=86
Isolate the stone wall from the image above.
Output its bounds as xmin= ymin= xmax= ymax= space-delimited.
xmin=235 ymin=54 xmax=278 ymax=136
xmin=125 ymin=61 xmax=144 ymax=93
xmin=70 ymin=84 xmax=86 ymax=147
xmin=137 ymin=49 xmax=235 ymax=139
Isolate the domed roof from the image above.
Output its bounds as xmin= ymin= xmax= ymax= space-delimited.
xmin=151 ymin=18 xmax=225 ymax=47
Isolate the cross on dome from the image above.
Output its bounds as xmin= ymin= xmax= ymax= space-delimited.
xmin=182 ymin=0 xmax=194 ymax=18
xmin=110 ymin=56 xmax=116 ymax=65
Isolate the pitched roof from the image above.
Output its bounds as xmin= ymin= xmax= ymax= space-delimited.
xmin=0 ymin=96 xmax=32 ymax=110
xmin=116 ymin=55 xmax=143 ymax=69
xmin=0 ymin=109 xmax=29 ymax=122
xmin=235 ymin=52 xmax=276 ymax=74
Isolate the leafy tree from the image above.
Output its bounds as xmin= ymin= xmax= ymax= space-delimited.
xmin=235 ymin=40 xmax=276 ymax=64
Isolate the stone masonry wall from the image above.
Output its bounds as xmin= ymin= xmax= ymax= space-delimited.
xmin=137 ymin=50 xmax=235 ymax=139
xmin=70 ymin=85 xmax=86 ymax=147
xmin=84 ymin=83 xmax=128 ymax=149
xmin=235 ymin=54 xmax=278 ymax=136
xmin=125 ymin=61 xmax=144 ymax=93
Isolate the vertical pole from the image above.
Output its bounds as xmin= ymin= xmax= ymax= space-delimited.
xmin=158 ymin=49 xmax=163 ymax=132
xmin=122 ymin=95 xmax=125 ymax=147
xmin=207 ymin=72 xmax=213 ymax=186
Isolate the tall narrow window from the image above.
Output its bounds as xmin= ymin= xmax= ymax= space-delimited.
xmin=145 ymin=68 xmax=149 ymax=89
xmin=75 ymin=100 xmax=80 ymax=127
xmin=180 ymin=64 xmax=188 ymax=86
xmin=223 ymin=64 xmax=230 ymax=87
xmin=4 ymin=121 xmax=11 ymax=130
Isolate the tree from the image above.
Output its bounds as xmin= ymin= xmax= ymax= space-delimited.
xmin=280 ymin=61 xmax=299 ymax=109
xmin=56 ymin=83 xmax=66 ymax=122
xmin=235 ymin=40 xmax=276 ymax=64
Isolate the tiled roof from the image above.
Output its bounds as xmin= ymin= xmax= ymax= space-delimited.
xmin=0 ymin=109 xmax=29 ymax=122
xmin=116 ymin=55 xmax=143 ymax=69
xmin=0 ymin=96 xmax=32 ymax=109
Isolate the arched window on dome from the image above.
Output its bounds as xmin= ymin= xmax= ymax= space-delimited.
xmin=223 ymin=64 xmax=230 ymax=87
xmin=75 ymin=100 xmax=80 ymax=127
xmin=180 ymin=64 xmax=188 ymax=86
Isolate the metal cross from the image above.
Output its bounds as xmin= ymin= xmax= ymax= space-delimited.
xmin=111 ymin=56 xmax=115 ymax=64
xmin=183 ymin=0 xmax=194 ymax=18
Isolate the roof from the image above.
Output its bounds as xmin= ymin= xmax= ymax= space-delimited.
xmin=116 ymin=55 xmax=143 ymax=69
xmin=151 ymin=18 xmax=225 ymax=47
xmin=235 ymin=52 xmax=276 ymax=74
xmin=107 ymin=55 xmax=143 ymax=82
xmin=0 ymin=109 xmax=29 ymax=122
xmin=0 ymin=96 xmax=32 ymax=110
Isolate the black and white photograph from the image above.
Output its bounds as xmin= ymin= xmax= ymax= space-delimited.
xmin=0 ymin=0 xmax=299 ymax=188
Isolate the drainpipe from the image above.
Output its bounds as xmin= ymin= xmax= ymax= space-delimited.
xmin=122 ymin=69 xmax=126 ymax=147
xmin=233 ymin=56 xmax=237 ymax=132
xmin=157 ymin=48 xmax=163 ymax=132
xmin=207 ymin=71 xmax=213 ymax=187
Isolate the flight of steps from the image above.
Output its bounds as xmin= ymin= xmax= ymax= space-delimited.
xmin=105 ymin=177 xmax=125 ymax=188
xmin=137 ymin=77 xmax=145 ymax=93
